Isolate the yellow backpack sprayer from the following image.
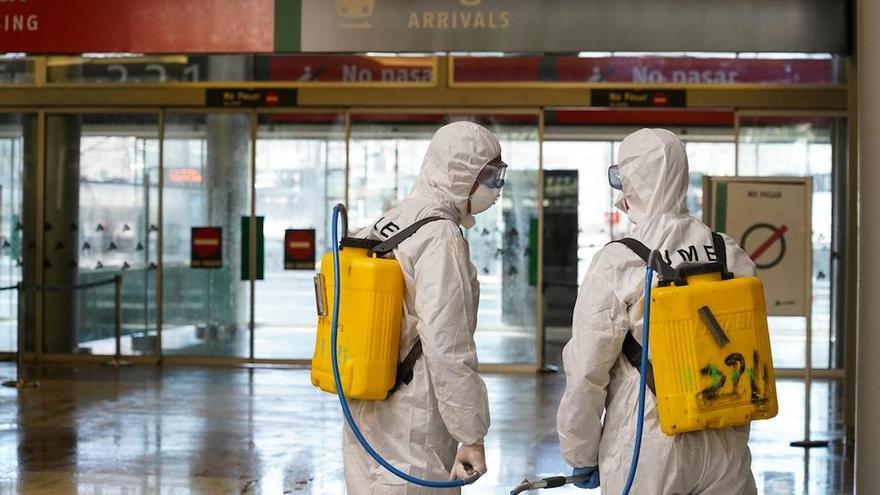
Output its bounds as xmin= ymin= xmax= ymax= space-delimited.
xmin=510 ymin=234 xmax=777 ymax=494
xmin=616 ymin=234 xmax=778 ymax=435
xmin=312 ymin=204 xmax=479 ymax=489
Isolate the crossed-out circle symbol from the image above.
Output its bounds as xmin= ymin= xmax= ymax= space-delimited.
xmin=742 ymin=223 xmax=788 ymax=270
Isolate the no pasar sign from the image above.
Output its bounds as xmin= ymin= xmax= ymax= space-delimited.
xmin=191 ymin=227 xmax=222 ymax=268
xmin=285 ymin=229 xmax=315 ymax=270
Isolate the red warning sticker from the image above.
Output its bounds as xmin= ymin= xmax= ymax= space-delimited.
xmin=285 ymin=229 xmax=315 ymax=270
xmin=191 ymin=227 xmax=222 ymax=268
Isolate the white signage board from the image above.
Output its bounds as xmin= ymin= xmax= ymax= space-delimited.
xmin=299 ymin=0 xmax=847 ymax=54
xmin=703 ymin=177 xmax=812 ymax=317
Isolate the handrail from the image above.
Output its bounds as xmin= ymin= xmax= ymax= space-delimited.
xmin=24 ymin=277 xmax=118 ymax=293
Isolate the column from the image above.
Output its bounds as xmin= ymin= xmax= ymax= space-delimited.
xmin=856 ymin=0 xmax=880 ymax=491
xmin=204 ymin=56 xmax=252 ymax=335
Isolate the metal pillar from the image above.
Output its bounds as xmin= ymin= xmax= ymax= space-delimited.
xmin=23 ymin=113 xmax=81 ymax=354
xmin=856 ymin=0 xmax=880 ymax=492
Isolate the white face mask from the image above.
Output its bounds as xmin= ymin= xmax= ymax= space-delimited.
xmin=469 ymin=184 xmax=501 ymax=215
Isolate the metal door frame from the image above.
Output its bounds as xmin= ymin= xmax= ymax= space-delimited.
xmin=734 ymin=108 xmax=848 ymax=380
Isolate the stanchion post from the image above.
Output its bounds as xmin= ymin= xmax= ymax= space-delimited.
xmin=4 ymin=283 xmax=38 ymax=388
xmin=790 ymin=177 xmax=827 ymax=449
xmin=104 ymin=275 xmax=132 ymax=368
xmin=115 ymin=275 xmax=122 ymax=358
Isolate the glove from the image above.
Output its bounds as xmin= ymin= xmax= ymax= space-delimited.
xmin=448 ymin=440 xmax=487 ymax=482
xmin=572 ymin=466 xmax=600 ymax=489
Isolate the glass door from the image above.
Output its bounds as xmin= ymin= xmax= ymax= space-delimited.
xmin=736 ymin=112 xmax=847 ymax=493
xmin=0 ymin=113 xmax=28 ymax=353
xmin=40 ymin=112 xmax=159 ymax=356
xmin=737 ymin=114 xmax=845 ymax=370
xmin=348 ymin=112 xmax=541 ymax=366
xmin=252 ymin=112 xmax=345 ymax=360
xmin=541 ymin=120 xmax=736 ymax=368
xmin=161 ymin=112 xmax=251 ymax=358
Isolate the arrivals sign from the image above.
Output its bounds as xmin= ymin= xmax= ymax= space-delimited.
xmin=284 ymin=229 xmax=316 ymax=270
xmin=191 ymin=227 xmax=223 ymax=269
xmin=0 ymin=0 xmax=847 ymax=54
xmin=297 ymin=0 xmax=846 ymax=54
xmin=704 ymin=177 xmax=812 ymax=317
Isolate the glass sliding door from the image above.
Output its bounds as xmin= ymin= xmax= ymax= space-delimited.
xmin=161 ymin=112 xmax=251 ymax=357
xmin=347 ymin=113 xmax=433 ymax=231
xmin=253 ymin=112 xmax=345 ymax=360
xmin=737 ymin=115 xmax=844 ymax=370
xmin=0 ymin=114 xmax=28 ymax=352
xmin=348 ymin=112 xmax=541 ymax=366
xmin=541 ymin=137 xmax=615 ymax=368
xmin=474 ymin=115 xmax=540 ymax=365
xmin=541 ymin=123 xmax=735 ymax=368
xmin=41 ymin=112 xmax=159 ymax=356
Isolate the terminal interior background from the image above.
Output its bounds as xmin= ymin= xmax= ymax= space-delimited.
xmin=0 ymin=9 xmax=860 ymax=493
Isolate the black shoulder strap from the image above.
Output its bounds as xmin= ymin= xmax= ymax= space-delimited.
xmin=373 ymin=215 xmax=451 ymax=396
xmin=712 ymin=232 xmax=734 ymax=280
xmin=613 ymin=237 xmax=651 ymax=263
xmin=622 ymin=332 xmax=656 ymax=395
xmin=609 ymin=237 xmax=656 ymax=395
xmin=388 ymin=340 xmax=422 ymax=396
xmin=369 ymin=216 xmax=446 ymax=256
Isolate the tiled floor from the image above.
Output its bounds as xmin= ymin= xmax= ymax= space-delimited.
xmin=0 ymin=363 xmax=852 ymax=494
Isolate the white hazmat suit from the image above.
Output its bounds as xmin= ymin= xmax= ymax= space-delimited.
xmin=344 ymin=121 xmax=496 ymax=494
xmin=557 ymin=128 xmax=758 ymax=494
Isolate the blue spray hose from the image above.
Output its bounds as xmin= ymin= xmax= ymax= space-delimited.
xmin=329 ymin=205 xmax=471 ymax=489
xmin=621 ymin=265 xmax=655 ymax=495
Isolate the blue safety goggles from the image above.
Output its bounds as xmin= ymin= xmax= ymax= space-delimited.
xmin=476 ymin=156 xmax=508 ymax=189
xmin=608 ymin=164 xmax=622 ymax=190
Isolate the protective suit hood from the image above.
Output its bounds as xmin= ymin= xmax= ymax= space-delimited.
xmin=615 ymin=128 xmax=690 ymax=226
xmin=410 ymin=121 xmax=502 ymax=229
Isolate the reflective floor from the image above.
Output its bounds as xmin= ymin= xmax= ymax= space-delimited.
xmin=0 ymin=362 xmax=852 ymax=494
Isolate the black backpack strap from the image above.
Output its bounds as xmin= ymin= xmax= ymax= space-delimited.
xmin=611 ymin=238 xmax=681 ymax=286
xmin=712 ymin=232 xmax=734 ymax=280
xmin=612 ymin=238 xmax=651 ymax=263
xmin=610 ymin=237 xmax=657 ymax=396
xmin=622 ymin=332 xmax=656 ymax=395
xmin=369 ymin=215 xmax=450 ymax=396
xmin=388 ymin=340 xmax=422 ymax=395
xmin=369 ymin=216 xmax=447 ymax=257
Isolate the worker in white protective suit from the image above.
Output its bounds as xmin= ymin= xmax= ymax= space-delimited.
xmin=557 ymin=128 xmax=758 ymax=494
xmin=344 ymin=121 xmax=506 ymax=494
